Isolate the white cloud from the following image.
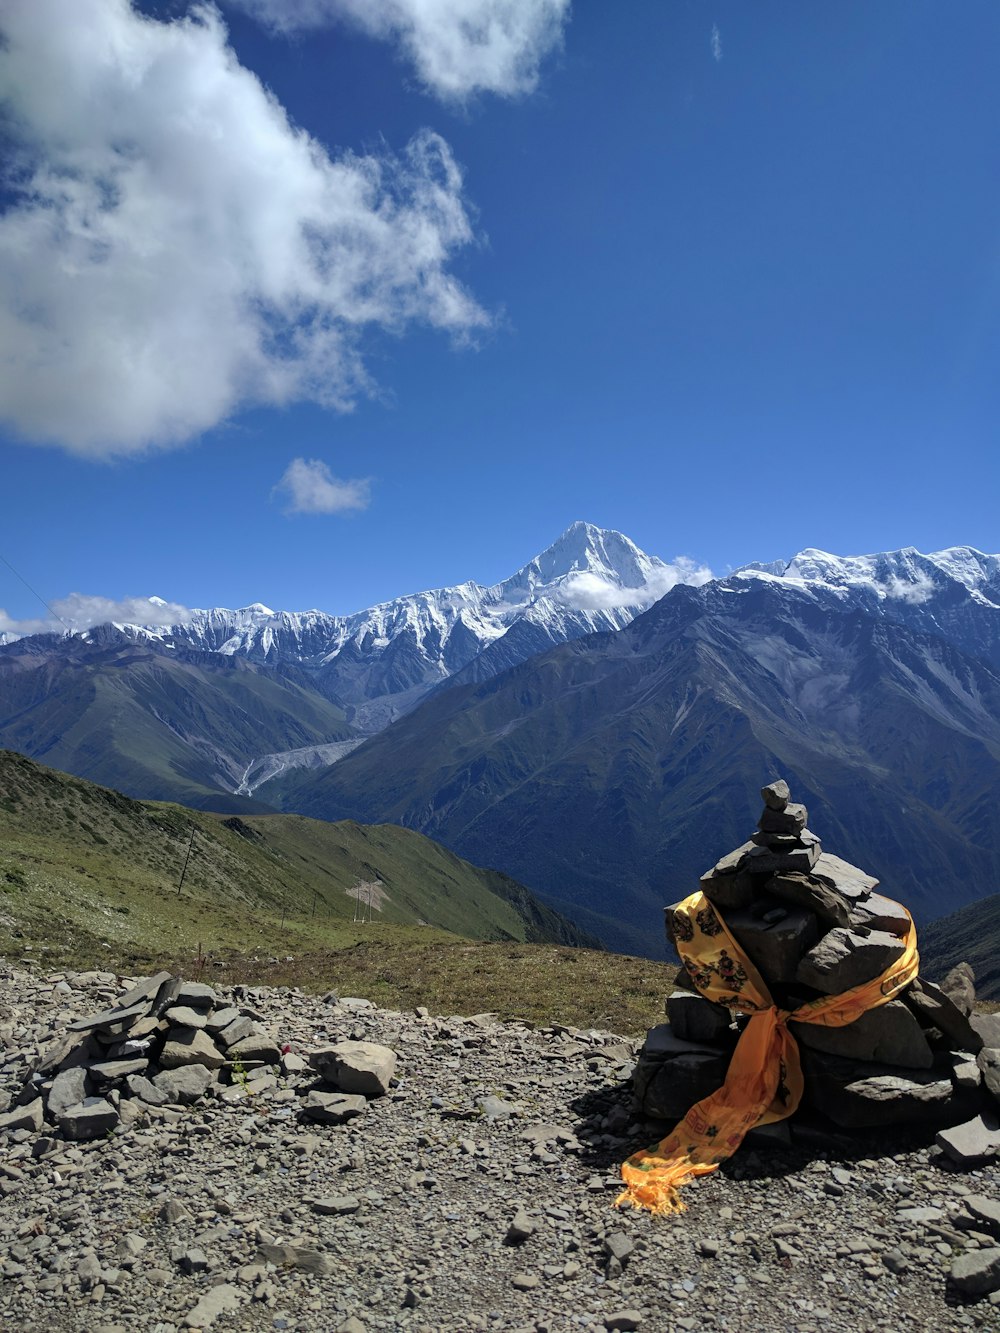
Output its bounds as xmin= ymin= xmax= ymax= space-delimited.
xmin=885 ymin=572 xmax=935 ymax=605
xmin=710 ymin=22 xmax=722 ymax=62
xmin=0 ymin=0 xmax=489 ymax=459
xmin=230 ymin=0 xmax=570 ymax=102
xmin=273 ymin=456 xmax=371 ymax=514
xmin=0 ymin=594 xmax=195 ymax=639
xmin=558 ymin=557 xmax=714 ymax=611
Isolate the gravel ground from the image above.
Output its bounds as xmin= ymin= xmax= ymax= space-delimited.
xmin=2 ymin=964 xmax=999 ymax=1333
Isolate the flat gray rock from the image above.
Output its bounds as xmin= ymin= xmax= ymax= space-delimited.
xmin=0 ymin=1098 xmax=44 ymax=1134
xmin=175 ymin=981 xmax=217 ymax=1009
xmin=225 ymin=1033 xmax=281 ymax=1066
xmin=57 ymin=1097 xmax=119 ymax=1141
xmin=256 ymin=1241 xmax=337 ymax=1275
xmin=126 ymin=1074 xmax=171 ymax=1106
xmin=726 ymin=902 xmax=819 ymax=983
xmin=153 ymin=1064 xmax=216 ymax=1105
xmin=666 ymin=990 xmax=734 ymax=1044
xmin=89 ymin=1058 xmax=149 ymax=1082
xmin=47 ymin=1066 xmax=89 ymax=1117
xmin=802 ymin=1049 xmax=978 ymax=1128
xmin=903 ymin=978 xmax=982 ymax=1052
xmin=116 ymin=970 xmax=173 ymax=1011
xmin=181 ymin=1281 xmax=243 ymax=1328
xmin=811 ymin=852 xmax=878 ymax=902
xmin=791 ymin=999 xmax=933 ymax=1069
xmin=164 ymin=1005 xmax=209 ymax=1029
xmin=766 ymin=870 xmax=850 ymax=927
xmin=849 ymin=892 xmax=910 ymax=935
xmin=160 ymin=1027 xmax=226 ymax=1070
xmin=936 ymin=1112 xmax=1000 ymax=1165
xmin=310 ymin=1041 xmax=397 ymax=1096
xmin=761 ymin=779 xmax=790 ymax=810
xmin=301 ymin=1090 xmax=367 ymax=1124
xmin=950 ymin=1248 xmax=1000 ymax=1296
xmin=796 ymin=927 xmax=905 ymax=994
xmin=67 ymin=1002 xmax=149 ymax=1034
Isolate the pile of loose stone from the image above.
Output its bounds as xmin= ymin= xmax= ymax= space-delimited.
xmin=637 ymin=780 xmax=1000 ymax=1162
xmin=2 ymin=962 xmax=1000 ymax=1331
xmin=0 ymin=969 xmax=400 ymax=1144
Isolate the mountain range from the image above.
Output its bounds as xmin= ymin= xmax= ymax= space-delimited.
xmin=1 ymin=525 xmax=998 ymax=958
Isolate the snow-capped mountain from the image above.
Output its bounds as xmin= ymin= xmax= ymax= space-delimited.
xmin=732 ymin=545 xmax=1000 ymax=668
xmin=115 ymin=522 xmax=711 ymax=731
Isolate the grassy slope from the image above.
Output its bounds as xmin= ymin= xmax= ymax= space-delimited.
xmin=0 ymin=749 xmax=674 ymax=1033
xmin=0 ymin=748 xmax=597 ymax=957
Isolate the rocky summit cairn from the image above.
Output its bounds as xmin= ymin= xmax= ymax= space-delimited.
xmin=635 ymin=780 xmax=1000 ymax=1156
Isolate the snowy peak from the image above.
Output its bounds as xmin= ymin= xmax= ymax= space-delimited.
xmin=736 ymin=545 xmax=1000 ymax=609
xmin=514 ymin=521 xmax=659 ymax=587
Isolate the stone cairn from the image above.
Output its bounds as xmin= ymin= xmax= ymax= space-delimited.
xmin=0 ymin=971 xmax=397 ymax=1142
xmin=634 ymin=779 xmax=1000 ymax=1164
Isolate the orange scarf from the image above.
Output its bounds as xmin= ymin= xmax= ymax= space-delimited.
xmin=618 ymin=890 xmax=918 ymax=1214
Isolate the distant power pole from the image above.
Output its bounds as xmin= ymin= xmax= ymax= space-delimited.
xmin=177 ymin=824 xmax=196 ymax=895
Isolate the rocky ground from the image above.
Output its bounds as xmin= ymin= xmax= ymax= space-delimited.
xmin=2 ymin=962 xmax=1000 ymax=1333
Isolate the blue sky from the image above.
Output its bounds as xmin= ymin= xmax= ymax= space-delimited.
xmin=1 ymin=0 xmax=998 ymax=630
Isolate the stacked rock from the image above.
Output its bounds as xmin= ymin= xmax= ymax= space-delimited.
xmin=0 ymin=971 xmax=283 ymax=1140
xmin=635 ymin=780 xmax=999 ymax=1150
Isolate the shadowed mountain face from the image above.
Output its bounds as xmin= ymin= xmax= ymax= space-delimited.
xmin=271 ymin=578 xmax=1000 ymax=956
xmin=920 ymin=893 xmax=1000 ymax=1000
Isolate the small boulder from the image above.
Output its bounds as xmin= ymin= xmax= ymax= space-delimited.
xmin=160 ymin=1028 xmax=226 ymax=1071
xmin=309 ymin=1041 xmax=397 ymax=1097
xmin=153 ymin=1064 xmax=216 ymax=1105
xmin=301 ymin=1091 xmax=368 ymax=1125
xmin=936 ymin=1112 xmax=1000 ymax=1166
xmin=58 ymin=1097 xmax=119 ymax=1141
xmin=47 ymin=1066 xmax=89 ymax=1118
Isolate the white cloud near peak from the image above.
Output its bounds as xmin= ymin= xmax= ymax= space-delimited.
xmin=230 ymin=0 xmax=570 ymax=102
xmin=0 ymin=0 xmax=489 ymax=459
xmin=274 ymin=457 xmax=371 ymax=515
xmin=558 ymin=557 xmax=714 ymax=612
xmin=0 ymin=594 xmax=195 ymax=640
xmin=711 ymin=23 xmax=722 ymax=62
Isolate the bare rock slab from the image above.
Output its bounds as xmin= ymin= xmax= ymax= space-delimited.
xmin=666 ymin=990 xmax=734 ymax=1045
xmin=0 ymin=1098 xmax=44 ymax=1134
xmin=257 ymin=1242 xmax=337 ymax=1275
xmin=936 ymin=1112 xmax=1000 ymax=1166
xmin=302 ymin=1091 xmax=368 ymax=1124
xmin=310 ymin=1041 xmax=397 ymax=1096
xmin=903 ymin=978 xmax=983 ymax=1053
xmin=726 ymin=902 xmax=819 ymax=983
xmin=796 ymin=927 xmax=905 ymax=994
xmin=57 ymin=1097 xmax=119 ymax=1140
xmin=850 ymin=892 xmax=910 ymax=936
xmin=765 ymin=870 xmax=850 ymax=928
xmin=791 ymin=999 xmax=933 ymax=1069
xmin=160 ymin=1027 xmax=226 ymax=1071
xmin=950 ymin=1248 xmax=1000 ymax=1297
xmin=153 ymin=1064 xmax=216 ymax=1105
xmin=802 ymin=1050 xmax=978 ymax=1129
xmin=181 ymin=1282 xmax=243 ymax=1329
xmin=48 ymin=1066 xmax=89 ymax=1118
xmin=225 ymin=1033 xmax=281 ymax=1066
xmin=633 ymin=1024 xmax=730 ymax=1122
xmin=810 ymin=852 xmax=878 ymax=902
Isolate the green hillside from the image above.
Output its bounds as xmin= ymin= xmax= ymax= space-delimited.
xmin=0 ymin=640 xmax=354 ymax=810
xmin=0 ymin=750 xmax=598 ymax=977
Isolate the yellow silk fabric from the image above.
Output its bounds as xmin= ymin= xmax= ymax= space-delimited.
xmin=618 ymin=890 xmax=919 ymax=1215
